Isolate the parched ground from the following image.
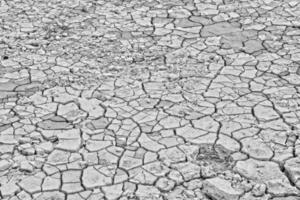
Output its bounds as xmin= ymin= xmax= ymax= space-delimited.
xmin=0 ymin=0 xmax=300 ymax=199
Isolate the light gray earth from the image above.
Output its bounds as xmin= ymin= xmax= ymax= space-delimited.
xmin=0 ymin=0 xmax=300 ymax=199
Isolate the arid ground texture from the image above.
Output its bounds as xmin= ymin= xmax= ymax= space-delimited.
xmin=0 ymin=0 xmax=300 ymax=199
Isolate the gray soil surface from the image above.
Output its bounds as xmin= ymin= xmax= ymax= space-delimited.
xmin=0 ymin=0 xmax=300 ymax=199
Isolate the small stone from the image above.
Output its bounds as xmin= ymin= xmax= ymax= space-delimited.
xmin=20 ymin=147 xmax=35 ymax=156
xmin=20 ymin=161 xmax=34 ymax=172
xmin=79 ymin=161 xmax=88 ymax=168
xmin=155 ymin=177 xmax=176 ymax=192
xmin=252 ymin=183 xmax=266 ymax=197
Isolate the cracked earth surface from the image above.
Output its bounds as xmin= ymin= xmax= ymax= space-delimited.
xmin=0 ymin=0 xmax=300 ymax=199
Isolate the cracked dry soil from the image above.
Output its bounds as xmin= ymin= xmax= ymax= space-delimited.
xmin=0 ymin=0 xmax=300 ymax=199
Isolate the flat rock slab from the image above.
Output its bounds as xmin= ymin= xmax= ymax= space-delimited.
xmin=284 ymin=157 xmax=300 ymax=189
xmin=201 ymin=22 xmax=241 ymax=37
xmin=203 ymin=177 xmax=243 ymax=200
